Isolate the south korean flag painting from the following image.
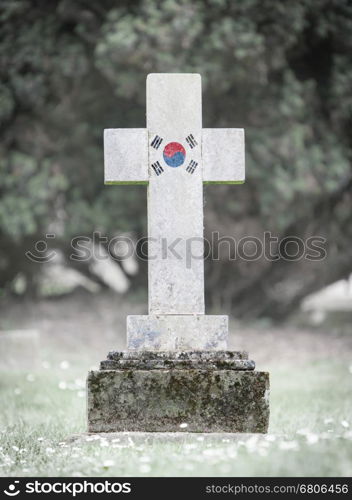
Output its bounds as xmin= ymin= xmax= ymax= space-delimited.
xmin=149 ymin=132 xmax=201 ymax=179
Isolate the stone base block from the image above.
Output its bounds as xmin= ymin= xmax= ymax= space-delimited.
xmin=87 ymin=351 xmax=269 ymax=433
xmin=127 ymin=315 xmax=228 ymax=350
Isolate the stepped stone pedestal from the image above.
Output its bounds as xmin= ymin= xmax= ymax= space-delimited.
xmin=87 ymin=351 xmax=269 ymax=433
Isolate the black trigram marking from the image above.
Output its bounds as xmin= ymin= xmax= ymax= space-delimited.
xmin=151 ymin=161 xmax=164 ymax=176
xmin=151 ymin=135 xmax=163 ymax=149
xmin=186 ymin=160 xmax=198 ymax=174
xmin=186 ymin=134 xmax=197 ymax=149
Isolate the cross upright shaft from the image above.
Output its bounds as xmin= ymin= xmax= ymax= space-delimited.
xmin=147 ymin=74 xmax=204 ymax=314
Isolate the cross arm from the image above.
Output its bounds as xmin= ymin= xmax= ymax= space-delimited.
xmin=104 ymin=128 xmax=148 ymax=184
xmin=202 ymin=128 xmax=245 ymax=184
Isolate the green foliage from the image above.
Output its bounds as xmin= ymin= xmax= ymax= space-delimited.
xmin=0 ymin=0 xmax=351 ymax=306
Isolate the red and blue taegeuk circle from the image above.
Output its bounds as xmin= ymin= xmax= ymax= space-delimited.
xmin=163 ymin=142 xmax=186 ymax=168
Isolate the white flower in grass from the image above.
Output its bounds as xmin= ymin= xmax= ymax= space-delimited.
xmin=226 ymin=448 xmax=238 ymax=459
xmin=258 ymin=447 xmax=268 ymax=457
xmin=12 ymin=446 xmax=19 ymax=452
xmin=324 ymin=418 xmax=334 ymax=425
xmin=306 ymin=433 xmax=319 ymax=445
xmin=58 ymin=381 xmax=67 ymax=390
xmin=245 ymin=435 xmax=259 ymax=452
xmin=139 ymin=464 xmax=151 ymax=473
xmin=341 ymin=420 xmax=349 ymax=428
xmin=203 ymin=447 xmax=221 ymax=457
xmin=296 ymin=428 xmax=310 ymax=436
xmin=37 ymin=437 xmax=44 ymax=442
xmin=74 ymin=378 xmax=85 ymax=388
xmin=279 ymin=440 xmax=299 ymax=451
xmin=184 ymin=443 xmax=197 ymax=451
xmin=103 ymin=460 xmax=115 ymax=468
xmin=60 ymin=361 xmax=70 ymax=370
xmin=45 ymin=447 xmax=55 ymax=454
xmin=26 ymin=374 xmax=35 ymax=382
xmin=179 ymin=423 xmax=188 ymax=429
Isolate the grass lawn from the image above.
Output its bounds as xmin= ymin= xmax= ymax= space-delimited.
xmin=0 ymin=358 xmax=351 ymax=477
xmin=0 ymin=295 xmax=351 ymax=476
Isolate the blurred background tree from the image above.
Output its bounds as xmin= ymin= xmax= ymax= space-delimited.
xmin=0 ymin=0 xmax=351 ymax=319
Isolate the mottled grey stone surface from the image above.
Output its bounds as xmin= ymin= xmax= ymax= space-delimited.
xmin=100 ymin=358 xmax=255 ymax=371
xmin=202 ymin=128 xmax=245 ymax=184
xmin=101 ymin=349 xmax=253 ymax=371
xmin=127 ymin=314 xmax=228 ymax=351
xmin=87 ymin=369 xmax=269 ymax=433
xmin=147 ymin=74 xmax=204 ymax=315
xmin=107 ymin=350 xmax=249 ymax=361
xmin=87 ymin=351 xmax=269 ymax=433
xmin=104 ymin=128 xmax=148 ymax=184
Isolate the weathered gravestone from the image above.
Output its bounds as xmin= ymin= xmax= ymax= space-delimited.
xmin=87 ymin=74 xmax=270 ymax=432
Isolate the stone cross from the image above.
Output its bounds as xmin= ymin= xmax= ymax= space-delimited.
xmin=104 ymin=73 xmax=245 ymax=351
